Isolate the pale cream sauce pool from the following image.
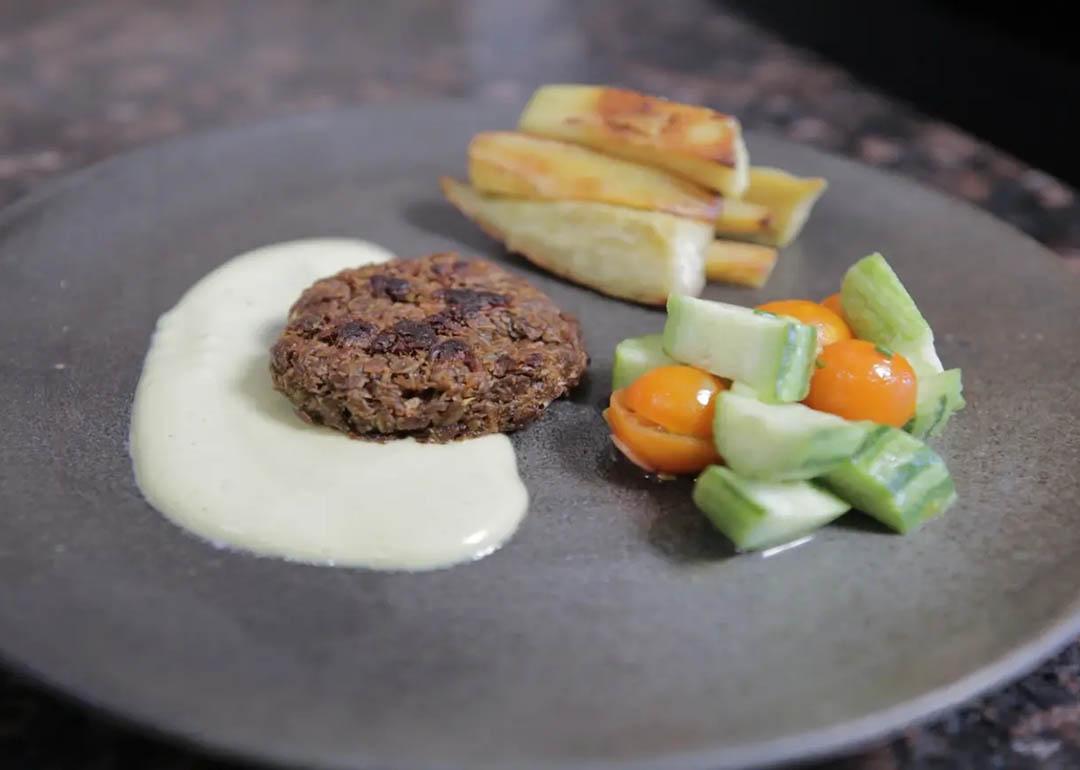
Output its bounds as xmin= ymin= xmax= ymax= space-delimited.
xmin=129 ymin=239 xmax=529 ymax=570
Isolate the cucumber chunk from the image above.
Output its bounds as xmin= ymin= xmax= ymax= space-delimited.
xmin=840 ymin=253 xmax=944 ymax=377
xmin=822 ymin=425 xmax=956 ymax=533
xmin=612 ymin=334 xmax=675 ymax=390
xmin=662 ymin=294 xmax=816 ymax=402
xmin=907 ymin=368 xmax=966 ymax=440
xmin=729 ymin=381 xmax=759 ymax=398
xmin=693 ymin=465 xmax=850 ymax=551
xmin=714 ymin=391 xmax=870 ymax=481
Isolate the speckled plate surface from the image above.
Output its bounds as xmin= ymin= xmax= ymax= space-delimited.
xmin=1 ymin=102 xmax=1079 ymax=770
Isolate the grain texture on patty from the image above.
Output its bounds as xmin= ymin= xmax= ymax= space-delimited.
xmin=270 ymin=252 xmax=588 ymax=442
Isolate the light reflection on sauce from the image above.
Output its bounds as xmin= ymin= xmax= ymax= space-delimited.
xmin=129 ymin=239 xmax=529 ymax=571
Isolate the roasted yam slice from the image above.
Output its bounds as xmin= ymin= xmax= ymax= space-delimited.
xmin=518 ymin=84 xmax=748 ymax=197
xmin=440 ymin=177 xmax=711 ymax=306
xmin=715 ymin=198 xmax=771 ymax=237
xmin=468 ymin=131 xmax=721 ymax=222
xmin=743 ymin=167 xmax=828 ymax=247
xmin=704 ymin=240 xmax=778 ymax=288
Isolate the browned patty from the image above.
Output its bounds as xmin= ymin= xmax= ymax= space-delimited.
xmin=269 ymin=252 xmax=588 ymax=442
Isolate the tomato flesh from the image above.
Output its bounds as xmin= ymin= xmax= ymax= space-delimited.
xmin=820 ymin=293 xmax=845 ymax=320
xmin=756 ymin=299 xmax=852 ymax=353
xmin=623 ymin=365 xmax=726 ymax=439
xmin=605 ymin=389 xmax=719 ymax=475
xmin=804 ymin=339 xmax=917 ymax=427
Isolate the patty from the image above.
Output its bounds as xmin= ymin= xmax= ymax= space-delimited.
xmin=269 ymin=252 xmax=588 ymax=442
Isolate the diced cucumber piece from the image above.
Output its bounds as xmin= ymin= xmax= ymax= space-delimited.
xmin=612 ymin=334 xmax=675 ymax=390
xmin=907 ymin=368 xmax=966 ymax=439
xmin=714 ymin=391 xmax=870 ymax=481
xmin=662 ymin=294 xmax=817 ymax=402
xmin=822 ymin=425 xmax=956 ymax=533
xmin=729 ymin=381 xmax=759 ymax=398
xmin=693 ymin=465 xmax=850 ymax=551
xmin=841 ymin=253 xmax=944 ymax=377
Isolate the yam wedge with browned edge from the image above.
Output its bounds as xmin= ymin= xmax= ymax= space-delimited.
xmin=518 ymin=84 xmax=749 ymax=197
xmin=440 ymin=177 xmax=712 ymax=306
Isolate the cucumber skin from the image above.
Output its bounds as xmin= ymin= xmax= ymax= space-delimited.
xmin=693 ymin=465 xmax=850 ymax=552
xmin=693 ymin=466 xmax=766 ymax=550
xmin=713 ymin=391 xmax=869 ymax=481
xmin=823 ymin=425 xmax=956 ymax=534
xmin=612 ymin=334 xmax=674 ymax=390
xmin=777 ymin=323 xmax=818 ymax=403
xmin=841 ymin=253 xmax=944 ymax=378
xmin=662 ymin=294 xmax=816 ymax=403
xmin=907 ymin=368 xmax=965 ymax=439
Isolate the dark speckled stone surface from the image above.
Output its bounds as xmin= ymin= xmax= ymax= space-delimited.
xmin=1 ymin=2 xmax=1079 ymax=769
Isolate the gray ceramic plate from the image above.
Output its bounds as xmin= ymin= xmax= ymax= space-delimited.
xmin=1 ymin=102 xmax=1079 ymax=770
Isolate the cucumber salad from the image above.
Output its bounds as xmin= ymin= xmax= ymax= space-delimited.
xmin=604 ymin=253 xmax=965 ymax=551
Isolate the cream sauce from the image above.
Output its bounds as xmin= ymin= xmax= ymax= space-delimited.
xmin=129 ymin=239 xmax=529 ymax=570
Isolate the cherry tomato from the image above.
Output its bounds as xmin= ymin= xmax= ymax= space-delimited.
xmin=804 ymin=339 xmax=917 ymax=427
xmin=622 ymin=365 xmax=726 ymax=439
xmin=604 ymin=389 xmax=720 ymax=475
xmin=820 ymin=293 xmax=845 ymax=320
xmin=756 ymin=299 xmax=852 ymax=353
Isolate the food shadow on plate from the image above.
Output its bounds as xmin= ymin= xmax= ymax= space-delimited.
xmin=600 ymin=444 xmax=737 ymax=563
xmin=644 ymin=486 xmax=738 ymax=563
xmin=531 ymin=398 xmax=737 ymax=563
xmin=402 ymin=199 xmax=557 ymax=283
xmin=402 ymin=199 xmax=496 ymax=255
xmin=830 ymin=510 xmax=896 ymax=536
xmin=516 ymin=398 xmax=611 ymax=485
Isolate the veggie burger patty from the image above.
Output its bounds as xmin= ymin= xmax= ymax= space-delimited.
xmin=270 ymin=252 xmax=587 ymax=441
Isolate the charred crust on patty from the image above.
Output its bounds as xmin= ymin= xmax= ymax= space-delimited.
xmin=369 ymin=274 xmax=411 ymax=302
xmin=269 ymin=252 xmax=588 ymax=442
xmin=440 ymin=287 xmax=508 ymax=313
xmin=332 ymin=320 xmax=376 ymax=347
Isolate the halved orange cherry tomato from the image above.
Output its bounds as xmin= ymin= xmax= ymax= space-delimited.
xmin=756 ymin=299 xmax=852 ymax=353
xmin=604 ymin=389 xmax=720 ymax=475
xmin=820 ymin=293 xmax=845 ymax=320
xmin=804 ymin=339 xmax=917 ymax=427
xmin=622 ymin=365 xmax=726 ymax=439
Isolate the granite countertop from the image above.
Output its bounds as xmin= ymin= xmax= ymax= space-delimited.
xmin=1 ymin=1 xmax=1078 ymax=768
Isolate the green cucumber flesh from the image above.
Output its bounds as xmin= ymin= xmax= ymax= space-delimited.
xmin=822 ymin=425 xmax=956 ymax=533
xmin=714 ymin=391 xmax=870 ymax=481
xmin=841 ymin=253 xmax=944 ymax=378
xmin=728 ymin=381 xmax=759 ymax=398
xmin=693 ymin=465 xmax=850 ymax=551
xmin=662 ymin=294 xmax=816 ymax=402
xmin=612 ymin=334 xmax=675 ymax=390
xmin=907 ymin=368 xmax=965 ymax=439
